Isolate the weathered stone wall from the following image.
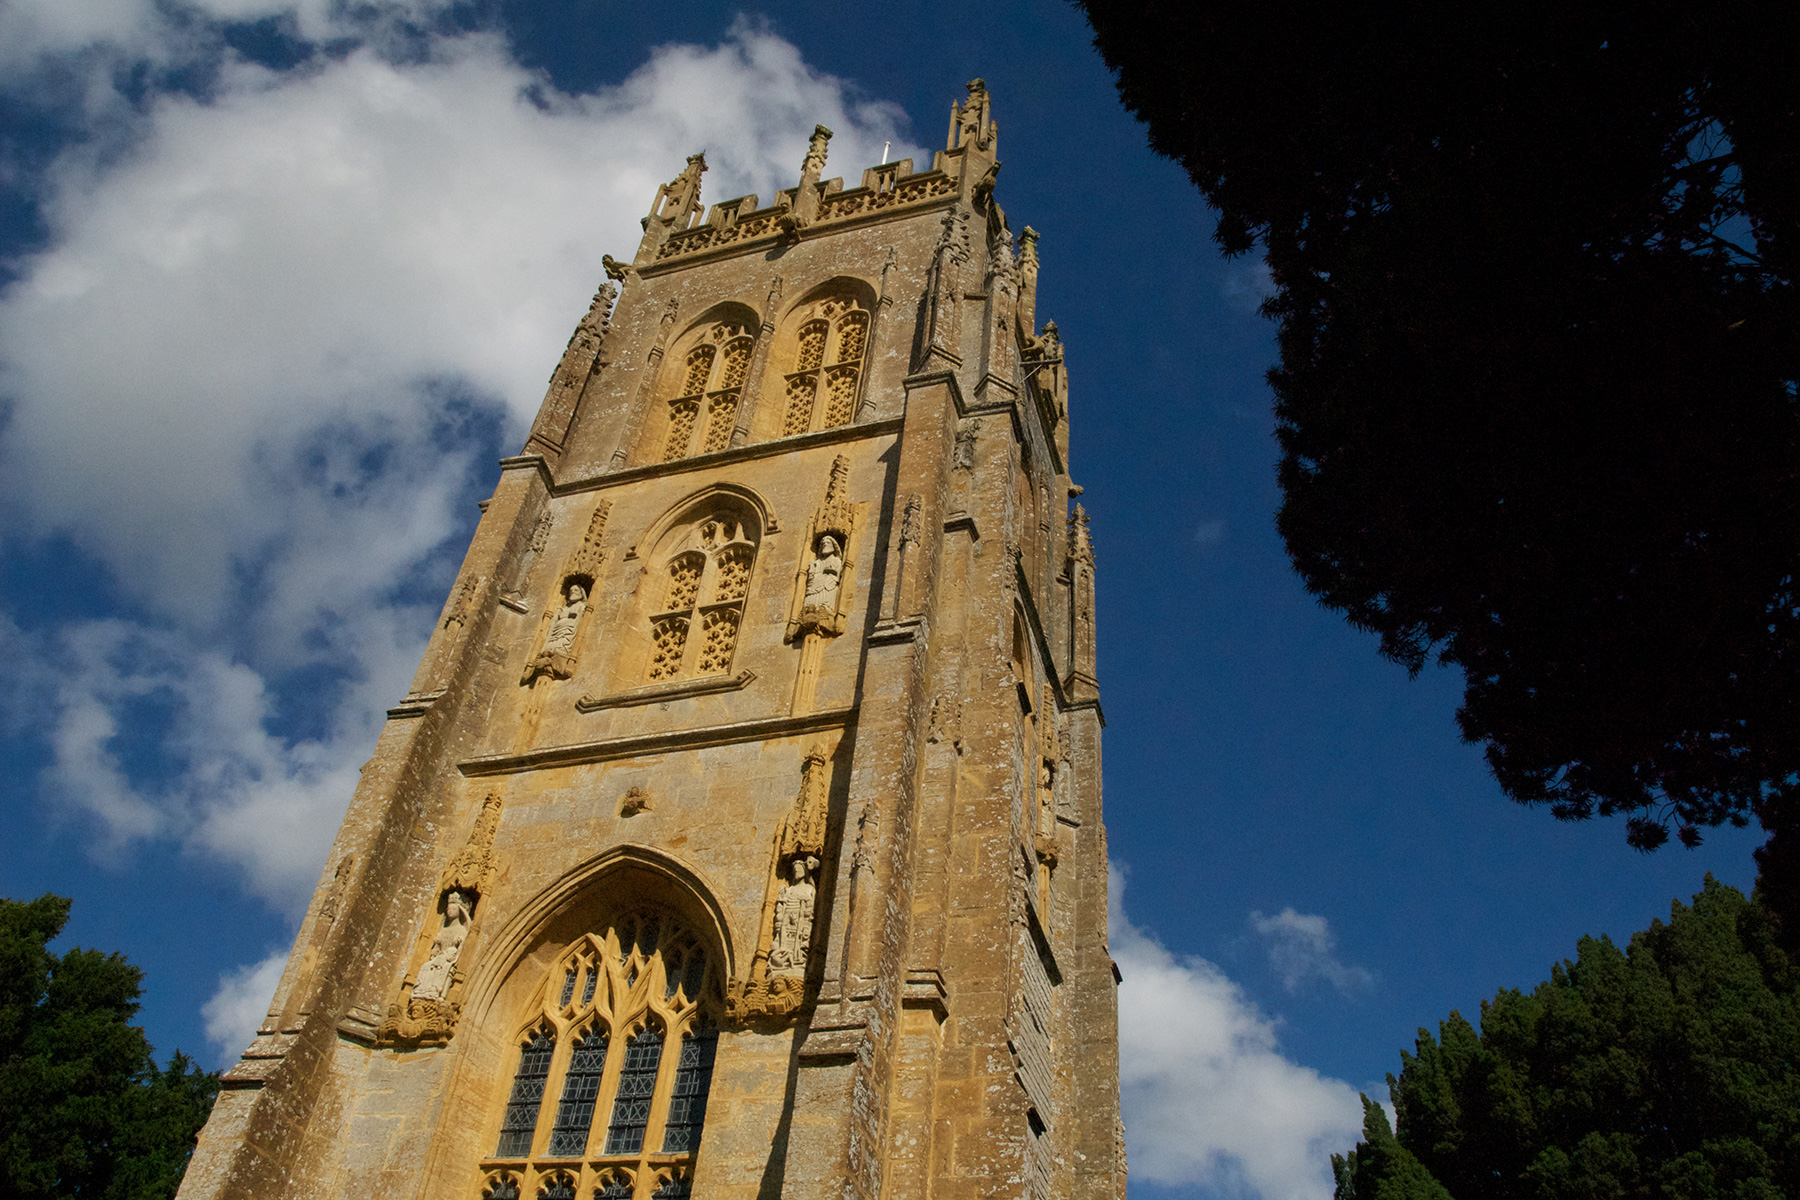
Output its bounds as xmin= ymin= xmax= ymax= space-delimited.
xmin=179 ymin=80 xmax=1121 ymax=1200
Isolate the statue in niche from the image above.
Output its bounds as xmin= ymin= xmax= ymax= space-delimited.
xmin=522 ymin=580 xmax=588 ymax=683
xmin=543 ymin=581 xmax=587 ymax=658
xmin=802 ymin=535 xmax=844 ymax=616
xmin=767 ymin=856 xmax=818 ymax=978
xmin=411 ymin=889 xmax=473 ymax=1003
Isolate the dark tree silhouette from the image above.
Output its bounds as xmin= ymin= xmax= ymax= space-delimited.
xmin=1081 ymin=1 xmax=1800 ymax=893
xmin=0 ymin=893 xmax=218 ymax=1199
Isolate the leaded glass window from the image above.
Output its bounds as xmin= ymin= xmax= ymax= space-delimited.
xmin=603 ymin=1027 xmax=665 ymax=1155
xmin=651 ymin=1172 xmax=693 ymax=1199
xmin=545 ymin=1030 xmax=609 ymax=1156
xmin=660 ymin=1023 xmax=718 ymax=1153
xmin=479 ymin=910 xmax=720 ymax=1192
xmin=495 ymin=1029 xmax=554 ymax=1157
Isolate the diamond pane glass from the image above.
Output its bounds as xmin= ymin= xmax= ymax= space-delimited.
xmin=603 ymin=1027 xmax=666 ymax=1155
xmin=660 ymin=1025 xmax=719 ymax=1153
xmin=495 ymin=1030 xmax=554 ymax=1157
xmin=546 ymin=1030 xmax=609 ymax=1157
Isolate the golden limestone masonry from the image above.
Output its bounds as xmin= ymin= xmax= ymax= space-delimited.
xmin=179 ymin=80 xmax=1122 ymax=1200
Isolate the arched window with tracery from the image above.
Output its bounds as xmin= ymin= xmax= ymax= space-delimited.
xmin=779 ymin=298 xmax=870 ymax=436
xmin=480 ymin=909 xmax=721 ymax=1200
xmin=645 ymin=512 xmax=758 ymax=683
xmin=662 ymin=324 xmax=755 ymax=462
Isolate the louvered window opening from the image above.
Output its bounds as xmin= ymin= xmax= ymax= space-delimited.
xmin=782 ymin=304 xmax=869 ymax=436
xmin=645 ymin=517 xmax=757 ymax=683
xmin=664 ymin=331 xmax=754 ymax=462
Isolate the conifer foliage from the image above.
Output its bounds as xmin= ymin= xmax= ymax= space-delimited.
xmin=1334 ymin=879 xmax=1800 ymax=1199
xmin=0 ymin=894 xmax=219 ymax=1199
xmin=1079 ymin=2 xmax=1800 ymax=862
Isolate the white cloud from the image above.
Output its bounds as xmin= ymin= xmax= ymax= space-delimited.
xmin=1251 ymin=907 xmax=1375 ymax=995
xmin=201 ymin=950 xmax=287 ymax=1063
xmin=1221 ymin=259 xmax=1276 ymax=312
xmin=0 ymin=18 xmax=921 ymax=913
xmin=1115 ymin=869 xmax=1363 ymax=1200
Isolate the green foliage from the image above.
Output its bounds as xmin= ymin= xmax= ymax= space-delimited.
xmin=1079 ymin=0 xmax=1800 ymax=856
xmin=0 ymin=894 xmax=219 ymax=1199
xmin=1334 ymin=878 xmax=1800 ymax=1199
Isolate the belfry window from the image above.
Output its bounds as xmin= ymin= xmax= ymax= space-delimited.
xmin=664 ymin=326 xmax=754 ymax=462
xmin=645 ymin=514 xmax=759 ymax=682
xmin=481 ymin=910 xmax=720 ymax=1200
xmin=781 ymin=300 xmax=870 ymax=436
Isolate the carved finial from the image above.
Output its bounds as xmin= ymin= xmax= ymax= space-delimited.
xmin=825 ymin=455 xmax=851 ymax=509
xmin=801 ymin=124 xmax=833 ymax=178
xmin=576 ymin=283 xmax=615 ymax=338
xmin=440 ymin=793 xmax=504 ymax=896
xmin=602 ymin=254 xmax=629 ymax=282
xmin=1019 ymin=226 xmax=1039 ymax=271
xmin=562 ymin=499 xmax=611 ymax=584
xmin=1070 ymin=504 xmax=1094 ymax=566
xmin=935 ymin=206 xmax=971 ymax=264
xmin=650 ymin=153 xmax=707 ymax=227
xmin=901 ymin=494 xmax=924 ymax=547
xmin=778 ymin=746 xmax=832 ymax=864
xmin=951 ymin=78 xmax=994 ymax=152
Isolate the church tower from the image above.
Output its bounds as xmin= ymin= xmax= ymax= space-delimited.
xmin=179 ymin=80 xmax=1121 ymax=1200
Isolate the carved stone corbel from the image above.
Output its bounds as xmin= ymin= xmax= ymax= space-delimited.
xmin=377 ymin=793 xmax=503 ymax=1048
xmin=726 ymin=748 xmax=833 ymax=1024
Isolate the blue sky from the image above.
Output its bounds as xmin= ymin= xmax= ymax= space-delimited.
xmin=0 ymin=3 xmax=1766 ymax=1198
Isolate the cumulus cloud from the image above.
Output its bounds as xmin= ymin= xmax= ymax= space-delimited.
xmin=1115 ymin=869 xmax=1363 ymax=1200
xmin=0 ymin=14 xmax=920 ymax=913
xmin=1251 ymin=907 xmax=1375 ymax=996
xmin=201 ymin=950 xmax=286 ymax=1063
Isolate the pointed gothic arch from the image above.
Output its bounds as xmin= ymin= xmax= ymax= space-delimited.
xmin=630 ymin=301 xmax=763 ymax=465
xmin=422 ymin=846 xmax=739 ymax=1200
xmin=752 ymin=276 xmax=879 ymax=443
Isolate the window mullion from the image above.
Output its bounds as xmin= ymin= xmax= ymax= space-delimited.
xmin=642 ymin=1005 xmax=688 ymax=1165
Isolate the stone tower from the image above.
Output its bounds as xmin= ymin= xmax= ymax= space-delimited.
xmin=180 ymin=80 xmax=1121 ymax=1200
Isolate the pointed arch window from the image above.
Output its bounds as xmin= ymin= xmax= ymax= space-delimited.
xmin=481 ymin=909 xmax=721 ymax=1199
xmin=781 ymin=299 xmax=870 ymax=436
xmin=664 ymin=325 xmax=755 ymax=461
xmin=645 ymin=514 xmax=759 ymax=683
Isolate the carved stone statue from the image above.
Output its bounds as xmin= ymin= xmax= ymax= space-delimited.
xmin=523 ymin=580 xmax=587 ymax=683
xmin=411 ymin=889 xmax=472 ymax=1003
xmin=543 ymin=582 xmax=587 ymax=657
xmin=767 ymin=856 xmax=817 ymax=978
xmin=802 ymin=535 xmax=844 ymax=615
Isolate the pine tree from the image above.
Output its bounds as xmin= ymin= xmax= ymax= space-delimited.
xmin=0 ymin=894 xmax=219 ymax=1199
xmin=1334 ymin=878 xmax=1800 ymax=1199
